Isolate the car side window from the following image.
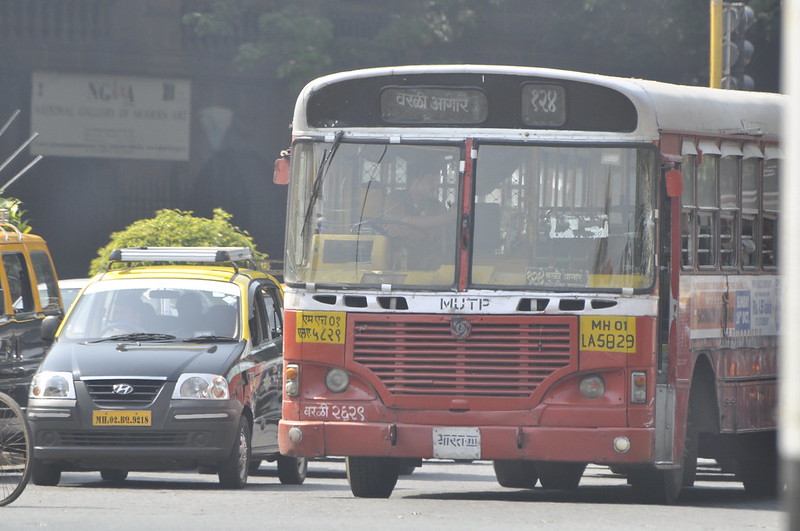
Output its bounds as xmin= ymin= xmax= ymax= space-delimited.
xmin=260 ymin=288 xmax=282 ymax=338
xmin=2 ymin=252 xmax=34 ymax=313
xmin=248 ymin=291 xmax=267 ymax=346
xmin=30 ymin=250 xmax=60 ymax=312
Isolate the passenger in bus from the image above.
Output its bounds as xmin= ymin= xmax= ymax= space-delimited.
xmin=384 ymin=172 xmax=452 ymax=269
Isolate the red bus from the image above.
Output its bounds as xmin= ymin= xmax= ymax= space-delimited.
xmin=276 ymin=65 xmax=783 ymax=503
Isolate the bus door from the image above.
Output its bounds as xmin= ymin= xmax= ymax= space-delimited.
xmin=654 ymin=165 xmax=683 ymax=464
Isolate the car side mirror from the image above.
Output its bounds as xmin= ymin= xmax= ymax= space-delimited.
xmin=41 ymin=315 xmax=61 ymax=342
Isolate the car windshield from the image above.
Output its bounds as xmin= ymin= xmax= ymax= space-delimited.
xmin=59 ymin=278 xmax=240 ymax=342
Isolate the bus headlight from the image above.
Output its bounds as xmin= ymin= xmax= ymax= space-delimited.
xmin=578 ymin=374 xmax=605 ymax=399
xmin=325 ymin=368 xmax=349 ymax=393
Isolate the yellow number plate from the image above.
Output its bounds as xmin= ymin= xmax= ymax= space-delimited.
xmin=93 ymin=410 xmax=151 ymax=426
xmin=295 ymin=311 xmax=345 ymax=344
xmin=580 ymin=316 xmax=637 ymax=353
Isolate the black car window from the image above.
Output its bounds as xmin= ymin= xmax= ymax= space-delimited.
xmin=260 ymin=288 xmax=282 ymax=338
xmin=249 ymin=291 xmax=266 ymax=346
xmin=30 ymin=250 xmax=60 ymax=311
xmin=2 ymin=252 xmax=33 ymax=313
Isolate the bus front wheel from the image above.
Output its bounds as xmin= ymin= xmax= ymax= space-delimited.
xmin=346 ymin=456 xmax=400 ymax=498
xmin=493 ymin=459 xmax=538 ymax=488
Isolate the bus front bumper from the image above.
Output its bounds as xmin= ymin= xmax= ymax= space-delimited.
xmin=279 ymin=420 xmax=654 ymax=464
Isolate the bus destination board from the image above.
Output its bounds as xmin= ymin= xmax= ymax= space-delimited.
xmin=380 ymin=86 xmax=488 ymax=124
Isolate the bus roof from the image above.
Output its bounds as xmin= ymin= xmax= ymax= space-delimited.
xmin=293 ymin=65 xmax=784 ymax=142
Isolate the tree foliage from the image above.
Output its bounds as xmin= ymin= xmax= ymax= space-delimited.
xmin=183 ymin=0 xmax=503 ymax=92
xmin=183 ymin=0 xmax=781 ymax=93
xmin=89 ymin=208 xmax=265 ymax=276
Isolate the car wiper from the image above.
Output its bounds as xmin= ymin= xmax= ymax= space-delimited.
xmin=180 ymin=335 xmax=240 ymax=343
xmin=90 ymin=333 xmax=177 ymax=343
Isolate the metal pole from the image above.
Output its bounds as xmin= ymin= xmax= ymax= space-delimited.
xmin=710 ymin=0 xmax=723 ymax=88
xmin=780 ymin=0 xmax=800 ymax=527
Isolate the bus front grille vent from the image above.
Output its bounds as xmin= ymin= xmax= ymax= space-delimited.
xmin=351 ymin=315 xmax=576 ymax=397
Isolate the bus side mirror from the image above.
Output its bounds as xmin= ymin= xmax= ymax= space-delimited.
xmin=665 ymin=169 xmax=683 ymax=198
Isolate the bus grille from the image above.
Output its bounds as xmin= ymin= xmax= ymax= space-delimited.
xmin=351 ymin=315 xmax=576 ymax=397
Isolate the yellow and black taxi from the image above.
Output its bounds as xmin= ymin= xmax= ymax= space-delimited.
xmin=26 ymin=247 xmax=306 ymax=489
xmin=0 ymin=218 xmax=62 ymax=407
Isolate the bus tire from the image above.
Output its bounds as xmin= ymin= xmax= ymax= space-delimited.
xmin=629 ymin=467 xmax=682 ymax=504
xmin=536 ymin=462 xmax=585 ymax=490
xmin=346 ymin=456 xmax=399 ymax=498
xmin=493 ymin=460 xmax=538 ymax=488
xmin=277 ymin=455 xmax=308 ymax=485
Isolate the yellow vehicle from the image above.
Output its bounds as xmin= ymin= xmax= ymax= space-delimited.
xmin=0 ymin=217 xmax=61 ymax=407
xmin=28 ymin=247 xmax=305 ymax=488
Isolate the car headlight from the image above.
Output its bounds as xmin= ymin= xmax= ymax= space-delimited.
xmin=172 ymin=374 xmax=229 ymax=400
xmin=30 ymin=372 xmax=76 ymax=399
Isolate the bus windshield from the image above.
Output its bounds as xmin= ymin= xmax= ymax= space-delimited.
xmin=285 ymin=140 xmax=656 ymax=292
xmin=473 ymin=143 xmax=656 ymax=291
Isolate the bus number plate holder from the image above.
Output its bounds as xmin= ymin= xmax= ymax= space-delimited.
xmin=432 ymin=427 xmax=481 ymax=459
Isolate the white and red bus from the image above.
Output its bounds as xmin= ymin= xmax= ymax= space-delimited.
xmin=276 ymin=65 xmax=783 ymax=502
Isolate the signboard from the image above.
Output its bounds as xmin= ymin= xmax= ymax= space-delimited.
xmin=31 ymin=71 xmax=191 ymax=160
xmin=380 ymin=86 xmax=488 ymax=124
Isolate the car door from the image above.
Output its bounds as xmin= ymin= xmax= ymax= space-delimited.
xmin=248 ymin=279 xmax=284 ymax=453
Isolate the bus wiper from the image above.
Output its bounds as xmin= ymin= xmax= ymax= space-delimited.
xmin=90 ymin=333 xmax=177 ymax=343
xmin=301 ymin=130 xmax=344 ymax=239
xmin=181 ymin=335 xmax=240 ymax=343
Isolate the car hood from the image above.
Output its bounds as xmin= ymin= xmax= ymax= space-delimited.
xmin=40 ymin=340 xmax=246 ymax=380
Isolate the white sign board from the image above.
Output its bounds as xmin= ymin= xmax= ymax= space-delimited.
xmin=30 ymin=71 xmax=191 ymax=161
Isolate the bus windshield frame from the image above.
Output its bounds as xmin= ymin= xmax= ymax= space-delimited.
xmin=284 ymin=138 xmax=657 ymax=293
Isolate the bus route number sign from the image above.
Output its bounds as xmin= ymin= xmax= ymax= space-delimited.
xmin=579 ymin=316 xmax=636 ymax=353
xmin=521 ymin=83 xmax=566 ymax=127
xmin=295 ymin=311 xmax=345 ymax=344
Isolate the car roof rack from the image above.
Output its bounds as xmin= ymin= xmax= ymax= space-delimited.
xmin=108 ymin=247 xmax=254 ymax=273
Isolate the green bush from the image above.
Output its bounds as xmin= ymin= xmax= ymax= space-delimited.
xmin=0 ymin=195 xmax=31 ymax=233
xmin=89 ymin=208 xmax=266 ymax=276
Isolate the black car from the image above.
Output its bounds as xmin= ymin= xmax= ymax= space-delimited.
xmin=26 ymin=247 xmax=306 ymax=488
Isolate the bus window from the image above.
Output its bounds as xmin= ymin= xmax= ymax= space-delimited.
xmin=680 ymin=154 xmax=696 ymax=268
xmin=741 ymin=154 xmax=760 ymax=267
xmin=762 ymin=157 xmax=780 ymax=267
xmin=719 ymin=147 xmax=740 ymax=268
xmin=696 ymin=153 xmax=718 ymax=268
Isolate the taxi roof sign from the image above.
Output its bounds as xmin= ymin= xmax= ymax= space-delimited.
xmin=109 ymin=247 xmax=254 ymax=264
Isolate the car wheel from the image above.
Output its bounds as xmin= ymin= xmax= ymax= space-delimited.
xmin=100 ymin=469 xmax=129 ymax=482
xmin=31 ymin=459 xmax=61 ymax=486
xmin=277 ymin=455 xmax=307 ymax=485
xmin=218 ymin=417 xmax=251 ymax=489
xmin=346 ymin=456 xmax=399 ymax=498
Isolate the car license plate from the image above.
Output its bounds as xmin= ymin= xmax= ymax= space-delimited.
xmin=432 ymin=427 xmax=481 ymax=459
xmin=93 ymin=410 xmax=151 ymax=426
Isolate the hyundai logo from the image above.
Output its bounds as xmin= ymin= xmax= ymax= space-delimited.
xmin=112 ymin=383 xmax=134 ymax=395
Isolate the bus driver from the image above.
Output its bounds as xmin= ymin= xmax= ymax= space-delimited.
xmin=383 ymin=172 xmax=453 ymax=270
